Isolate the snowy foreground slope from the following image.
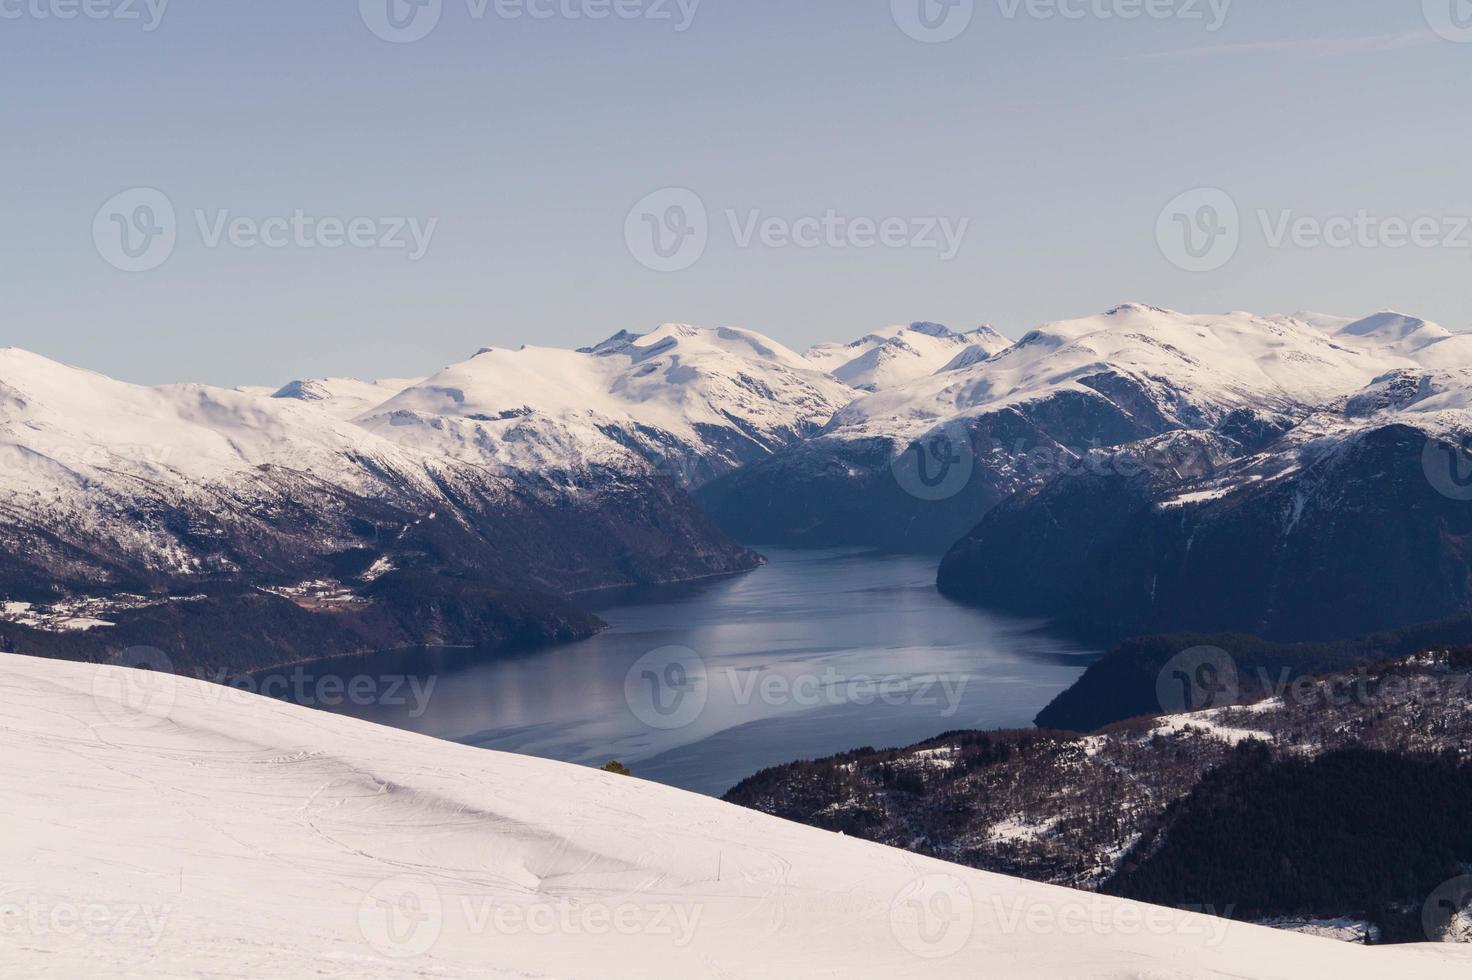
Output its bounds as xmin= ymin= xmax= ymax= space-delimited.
xmin=4 ymin=655 xmax=1469 ymax=980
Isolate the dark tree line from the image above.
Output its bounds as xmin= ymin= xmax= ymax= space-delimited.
xmin=1104 ymin=745 xmax=1472 ymax=943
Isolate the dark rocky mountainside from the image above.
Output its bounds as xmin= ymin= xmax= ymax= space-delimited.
xmin=0 ymin=574 xmax=604 ymax=677
xmin=939 ymin=422 xmax=1472 ymax=642
xmin=1033 ymin=616 xmax=1472 ymax=733
xmin=1104 ymin=745 xmax=1472 ymax=944
xmin=725 ymin=649 xmax=1472 ymax=944
xmin=0 ymin=463 xmax=759 ymax=676
xmin=696 ymin=382 xmax=1201 ymax=553
xmin=0 ymin=339 xmax=777 ymax=675
xmin=0 ymin=464 xmax=757 ymax=602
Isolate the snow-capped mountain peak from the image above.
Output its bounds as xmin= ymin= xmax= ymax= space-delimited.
xmin=821 ymin=305 xmax=1472 ymax=444
xmin=0 ymin=349 xmax=416 ymax=489
xmin=906 ymin=320 xmax=955 ymax=338
xmin=806 ymin=321 xmax=1013 ymax=392
xmin=1337 ymin=311 xmax=1450 ymax=351
xmin=1329 ymin=311 xmax=1472 ymax=369
xmin=1340 ymin=310 xmax=1436 ymax=339
xmin=357 ymin=323 xmax=852 ymax=485
xmin=577 ymin=329 xmax=642 ymax=355
xmin=1288 ymin=310 xmax=1357 ymax=332
xmin=940 ymin=341 xmax=1001 ymax=373
xmin=270 ymin=376 xmax=422 ymax=420
xmin=1104 ymin=302 xmax=1172 ymax=317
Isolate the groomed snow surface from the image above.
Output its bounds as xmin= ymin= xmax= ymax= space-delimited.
xmin=3 ymin=654 xmax=1468 ymax=979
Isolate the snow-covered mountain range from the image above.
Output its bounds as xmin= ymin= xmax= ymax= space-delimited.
xmin=703 ymin=306 xmax=1472 ymax=581
xmin=0 ymin=329 xmax=862 ymax=666
xmin=0 ymin=322 xmax=863 ymax=600
xmin=0 ymin=345 xmax=752 ymax=602
xmin=827 ymin=305 xmax=1432 ymax=440
xmin=0 ymin=317 xmax=986 ymax=618
xmin=7 ymin=650 xmax=1469 ymax=979
xmin=7 ymin=306 xmax=1472 ymax=653
xmin=356 ymin=323 xmax=852 ymax=487
xmin=268 ymin=376 xmax=425 ymax=420
xmin=804 ymin=321 xmax=1011 ymax=392
xmin=927 ymin=309 xmax=1472 ymax=640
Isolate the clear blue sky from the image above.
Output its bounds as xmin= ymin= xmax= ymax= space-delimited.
xmin=2 ymin=0 xmax=1469 ymax=386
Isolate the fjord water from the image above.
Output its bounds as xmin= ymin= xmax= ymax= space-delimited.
xmin=311 ymin=549 xmax=1099 ymax=796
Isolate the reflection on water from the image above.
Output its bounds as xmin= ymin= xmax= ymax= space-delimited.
xmin=297 ymin=549 xmax=1099 ymax=796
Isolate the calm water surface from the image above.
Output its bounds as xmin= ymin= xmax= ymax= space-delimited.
xmin=309 ymin=549 xmax=1099 ymax=796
